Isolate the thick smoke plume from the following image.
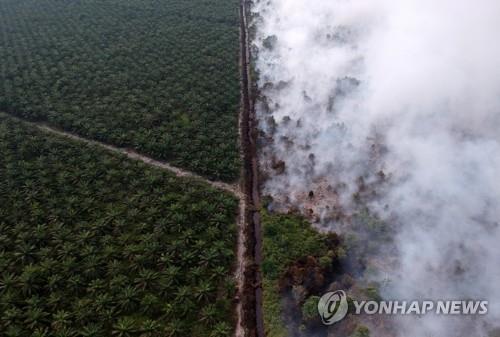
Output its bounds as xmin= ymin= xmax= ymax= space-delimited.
xmin=252 ymin=0 xmax=500 ymax=336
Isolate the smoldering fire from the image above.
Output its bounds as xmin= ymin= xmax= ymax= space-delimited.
xmin=252 ymin=0 xmax=500 ymax=336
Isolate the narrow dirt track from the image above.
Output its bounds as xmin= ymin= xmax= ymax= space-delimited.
xmin=1 ymin=114 xmax=242 ymax=197
xmin=233 ymin=195 xmax=248 ymax=337
xmin=237 ymin=1 xmax=265 ymax=337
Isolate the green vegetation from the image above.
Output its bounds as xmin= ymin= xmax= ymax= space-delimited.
xmin=0 ymin=115 xmax=238 ymax=336
xmin=301 ymin=296 xmax=320 ymax=321
xmin=0 ymin=0 xmax=241 ymax=181
xmin=351 ymin=325 xmax=371 ymax=337
xmin=363 ymin=285 xmax=382 ymax=302
xmin=261 ymin=210 xmax=332 ymax=337
xmin=262 ymin=211 xmax=330 ymax=280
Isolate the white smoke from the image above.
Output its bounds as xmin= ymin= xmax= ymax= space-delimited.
xmin=252 ymin=0 xmax=500 ymax=336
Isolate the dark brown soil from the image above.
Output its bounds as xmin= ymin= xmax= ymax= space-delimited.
xmin=239 ymin=0 xmax=265 ymax=336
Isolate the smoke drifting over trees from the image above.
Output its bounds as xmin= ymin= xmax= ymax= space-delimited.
xmin=252 ymin=0 xmax=500 ymax=336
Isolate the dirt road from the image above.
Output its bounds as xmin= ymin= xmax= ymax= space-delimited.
xmin=235 ymin=0 xmax=265 ymax=337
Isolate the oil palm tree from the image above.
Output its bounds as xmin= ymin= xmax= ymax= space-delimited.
xmin=135 ymin=269 xmax=159 ymax=291
xmin=24 ymin=306 xmax=49 ymax=330
xmin=112 ymin=317 xmax=136 ymax=337
xmin=164 ymin=319 xmax=185 ymax=337
xmin=209 ymin=322 xmax=231 ymax=337
xmin=139 ymin=319 xmax=161 ymax=337
xmin=200 ymin=303 xmax=218 ymax=324
xmin=51 ymin=310 xmax=71 ymax=331
xmin=118 ymin=285 xmax=138 ymax=313
xmin=0 ymin=272 xmax=18 ymax=292
xmin=79 ymin=323 xmax=103 ymax=337
xmin=5 ymin=324 xmax=23 ymax=337
xmin=195 ymin=280 xmax=214 ymax=303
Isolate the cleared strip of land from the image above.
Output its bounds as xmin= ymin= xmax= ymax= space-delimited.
xmin=1 ymin=113 xmax=241 ymax=197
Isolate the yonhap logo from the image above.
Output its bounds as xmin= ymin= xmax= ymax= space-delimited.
xmin=317 ymin=290 xmax=349 ymax=325
xmin=317 ymin=289 xmax=489 ymax=325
